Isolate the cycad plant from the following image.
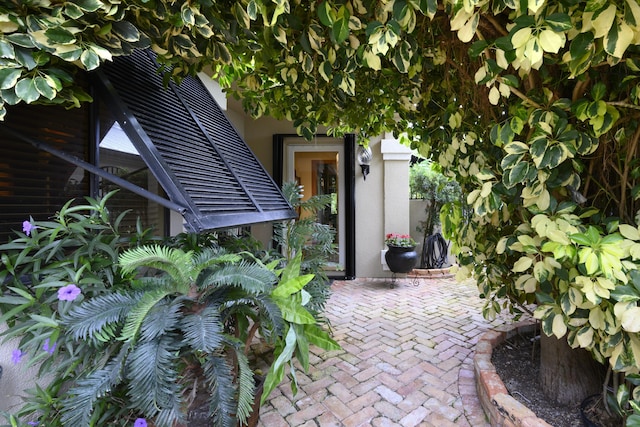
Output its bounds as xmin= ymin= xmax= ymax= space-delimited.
xmin=0 ymin=192 xmax=339 ymax=427
xmin=59 ymin=244 xmax=281 ymax=427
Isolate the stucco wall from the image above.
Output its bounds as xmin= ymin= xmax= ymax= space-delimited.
xmin=0 ymin=323 xmax=50 ymax=414
xmin=354 ymin=135 xmax=385 ymax=278
xmin=410 ymin=199 xmax=428 ymax=246
xmin=227 ymin=100 xmax=416 ymax=279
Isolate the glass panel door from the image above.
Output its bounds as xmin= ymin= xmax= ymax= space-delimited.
xmin=286 ymin=139 xmax=344 ymax=272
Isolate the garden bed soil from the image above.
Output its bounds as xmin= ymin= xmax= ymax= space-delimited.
xmin=491 ymin=331 xmax=621 ymax=427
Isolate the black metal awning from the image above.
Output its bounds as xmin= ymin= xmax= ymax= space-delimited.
xmin=92 ymin=49 xmax=295 ymax=231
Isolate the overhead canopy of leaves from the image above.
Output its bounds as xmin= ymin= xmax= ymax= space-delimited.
xmin=4 ymin=0 xmax=640 ymax=375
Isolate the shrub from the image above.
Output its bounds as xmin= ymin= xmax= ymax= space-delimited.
xmin=0 ymin=192 xmax=339 ymax=427
xmin=410 ymin=160 xmax=463 ymax=237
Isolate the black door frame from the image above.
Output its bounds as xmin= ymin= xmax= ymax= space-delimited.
xmin=273 ymin=134 xmax=356 ymax=279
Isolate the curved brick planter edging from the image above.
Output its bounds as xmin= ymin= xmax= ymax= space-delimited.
xmin=474 ymin=321 xmax=554 ymax=427
xmin=410 ymin=267 xmax=453 ymax=278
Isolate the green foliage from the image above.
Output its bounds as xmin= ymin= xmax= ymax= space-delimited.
xmin=56 ymin=242 xmax=276 ymax=427
xmin=7 ymin=0 xmax=640 ymax=410
xmin=0 ymin=193 xmax=338 ymax=427
xmin=169 ymin=182 xmax=342 ymax=408
xmin=0 ymin=192 xmax=140 ymax=372
xmin=273 ymin=181 xmax=338 ymax=314
xmin=410 ymin=160 xmax=463 ymax=236
xmin=260 ymin=252 xmax=340 ymax=404
xmin=224 ymin=181 xmax=342 ymax=403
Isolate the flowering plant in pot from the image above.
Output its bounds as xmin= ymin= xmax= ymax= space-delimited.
xmin=385 ymin=233 xmax=416 ymax=248
xmin=384 ymin=234 xmax=418 ymax=277
xmin=0 ymin=192 xmax=339 ymax=427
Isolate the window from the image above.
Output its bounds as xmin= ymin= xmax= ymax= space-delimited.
xmin=0 ymin=48 xmax=295 ymax=241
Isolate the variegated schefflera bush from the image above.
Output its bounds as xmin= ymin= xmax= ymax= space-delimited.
xmin=4 ymin=0 xmax=640 ymax=420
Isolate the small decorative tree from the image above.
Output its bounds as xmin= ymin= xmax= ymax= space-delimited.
xmin=410 ymin=160 xmax=463 ymax=269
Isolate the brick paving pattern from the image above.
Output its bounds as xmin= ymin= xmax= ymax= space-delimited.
xmin=257 ymin=277 xmax=509 ymax=427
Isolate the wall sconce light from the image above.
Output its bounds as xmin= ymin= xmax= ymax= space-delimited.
xmin=357 ymin=145 xmax=372 ymax=180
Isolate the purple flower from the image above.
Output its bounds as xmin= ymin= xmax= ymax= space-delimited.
xmin=43 ymin=338 xmax=57 ymax=355
xmin=27 ymin=422 xmax=39 ymax=426
xmin=58 ymin=284 xmax=81 ymax=301
xmin=11 ymin=349 xmax=23 ymax=364
xmin=134 ymin=418 xmax=147 ymax=427
xmin=22 ymin=220 xmax=34 ymax=236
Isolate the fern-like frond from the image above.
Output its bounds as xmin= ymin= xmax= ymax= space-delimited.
xmin=192 ymin=246 xmax=242 ymax=271
xmin=300 ymin=194 xmax=333 ymax=214
xmin=300 ymin=277 xmax=332 ymax=314
xmin=197 ymin=262 xmax=276 ymax=294
xmin=120 ymin=289 xmax=172 ymax=342
xmin=254 ymin=293 xmax=285 ymax=340
xmin=280 ymin=181 xmax=303 ymax=206
xmin=135 ymin=275 xmax=177 ymax=293
xmin=306 ymin=223 xmax=336 ymax=253
xmin=219 ymin=293 xmax=284 ymax=342
xmin=203 ymin=352 xmax=238 ymax=427
xmin=118 ymin=245 xmax=193 ymax=289
xmin=154 ymin=395 xmax=185 ymax=427
xmin=140 ymin=298 xmax=183 ymax=342
xmin=234 ymin=350 xmax=256 ymax=425
xmin=62 ymin=292 xmax=138 ymax=341
xmin=180 ymin=306 xmax=224 ymax=352
xmin=60 ymin=349 xmax=127 ymax=426
xmin=125 ymin=336 xmax=180 ymax=417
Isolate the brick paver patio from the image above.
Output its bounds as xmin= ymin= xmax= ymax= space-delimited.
xmin=257 ymin=276 xmax=510 ymax=426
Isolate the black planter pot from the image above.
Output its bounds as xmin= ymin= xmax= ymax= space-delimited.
xmin=385 ymin=245 xmax=418 ymax=274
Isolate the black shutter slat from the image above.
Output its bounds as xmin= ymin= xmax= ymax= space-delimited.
xmin=96 ymin=49 xmax=295 ymax=230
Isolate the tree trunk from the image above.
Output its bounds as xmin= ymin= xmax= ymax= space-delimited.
xmin=539 ymin=333 xmax=605 ymax=406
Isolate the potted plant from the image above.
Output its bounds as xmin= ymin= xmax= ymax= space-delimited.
xmin=0 ymin=191 xmax=339 ymax=427
xmin=384 ymin=233 xmax=418 ymax=274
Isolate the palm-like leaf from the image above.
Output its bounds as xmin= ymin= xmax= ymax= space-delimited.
xmin=119 ymin=245 xmax=194 ymax=292
xmin=192 ymin=247 xmax=241 ymax=270
xmin=125 ymin=336 xmax=181 ymax=420
xmin=60 ymin=370 xmax=113 ymax=425
xmin=180 ymin=306 xmax=225 ymax=352
xmin=60 ymin=345 xmax=129 ymax=426
xmin=154 ymin=398 xmax=185 ymax=427
xmin=197 ymin=261 xmax=276 ymax=294
xmin=246 ymin=293 xmax=284 ymax=341
xmin=140 ymin=298 xmax=184 ymax=341
xmin=62 ymin=292 xmax=138 ymax=340
xmin=120 ymin=289 xmax=173 ymax=342
xmin=234 ymin=350 xmax=256 ymax=424
xmin=203 ymin=352 xmax=240 ymax=427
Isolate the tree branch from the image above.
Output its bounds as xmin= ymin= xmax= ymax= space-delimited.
xmin=609 ymin=101 xmax=640 ymax=111
xmin=501 ymin=81 xmax=544 ymax=109
xmin=621 ymin=125 xmax=640 ymax=221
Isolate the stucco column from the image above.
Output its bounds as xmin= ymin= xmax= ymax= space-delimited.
xmin=381 ymin=134 xmax=412 ymax=236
